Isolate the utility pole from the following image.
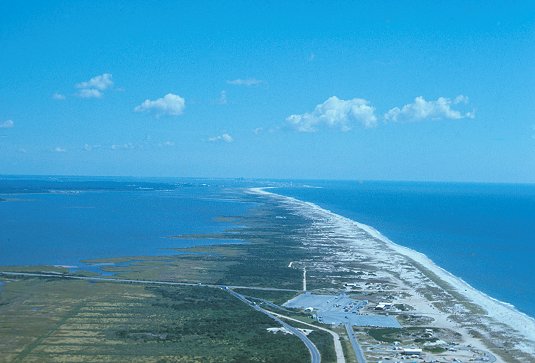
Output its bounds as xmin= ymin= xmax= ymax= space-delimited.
xmin=303 ymin=267 xmax=307 ymax=292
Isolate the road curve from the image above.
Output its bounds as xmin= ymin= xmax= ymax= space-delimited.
xmin=269 ymin=311 xmax=345 ymax=363
xmin=225 ymin=288 xmax=321 ymax=363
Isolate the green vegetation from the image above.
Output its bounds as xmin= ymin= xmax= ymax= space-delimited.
xmin=394 ymin=303 xmax=414 ymax=311
xmin=0 ymin=278 xmax=309 ymax=362
xmin=366 ymin=327 xmax=439 ymax=344
xmin=424 ymin=346 xmax=447 ymax=353
xmin=366 ymin=326 xmax=461 ymax=358
xmin=0 ymin=265 xmax=68 ymax=274
xmin=340 ymin=333 xmax=358 ymax=363
xmin=415 ymin=337 xmax=438 ymax=343
xmin=366 ymin=328 xmax=400 ymax=343
xmin=85 ymin=254 xmax=237 ymax=283
xmin=306 ymin=331 xmax=337 ymax=363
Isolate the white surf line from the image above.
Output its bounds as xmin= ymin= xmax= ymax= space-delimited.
xmin=269 ymin=311 xmax=345 ymax=363
xmin=248 ymin=187 xmax=535 ymax=352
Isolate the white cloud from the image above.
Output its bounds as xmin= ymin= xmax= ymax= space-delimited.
xmin=384 ymin=95 xmax=475 ymax=122
xmin=54 ymin=147 xmax=67 ymax=153
xmin=76 ymin=73 xmax=113 ymax=91
xmin=0 ymin=120 xmax=14 ymax=129
xmin=208 ymin=133 xmax=234 ymax=143
xmin=253 ymin=127 xmax=263 ymax=135
xmin=286 ymin=96 xmax=377 ymax=132
xmin=76 ymin=73 xmax=113 ymax=98
xmin=227 ymin=78 xmax=263 ymax=86
xmin=52 ymin=92 xmax=66 ymax=100
xmin=77 ymin=88 xmax=102 ymax=98
xmin=134 ymin=93 xmax=185 ymax=116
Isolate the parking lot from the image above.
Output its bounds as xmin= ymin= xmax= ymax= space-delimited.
xmin=284 ymin=293 xmax=400 ymax=328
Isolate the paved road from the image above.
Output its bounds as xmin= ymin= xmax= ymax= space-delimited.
xmin=269 ymin=311 xmax=346 ymax=363
xmin=243 ymin=296 xmax=293 ymax=312
xmin=345 ymin=323 xmax=367 ymax=363
xmin=243 ymin=297 xmax=345 ymax=363
xmin=225 ymin=288 xmax=321 ymax=363
xmin=0 ymin=271 xmax=298 ymax=292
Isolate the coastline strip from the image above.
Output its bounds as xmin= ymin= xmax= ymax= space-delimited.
xmin=248 ymin=187 xmax=535 ymax=345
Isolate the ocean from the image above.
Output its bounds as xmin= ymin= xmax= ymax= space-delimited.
xmin=274 ymin=180 xmax=535 ymax=319
xmin=0 ymin=176 xmax=252 ymax=272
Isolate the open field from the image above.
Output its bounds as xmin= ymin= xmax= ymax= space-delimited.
xmin=0 ymin=278 xmax=309 ymax=362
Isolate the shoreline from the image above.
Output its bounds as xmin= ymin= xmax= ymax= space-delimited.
xmin=249 ymin=187 xmax=535 ymax=356
xmin=359 ymin=222 xmax=535 ymax=338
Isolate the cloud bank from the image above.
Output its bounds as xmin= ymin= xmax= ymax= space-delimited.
xmin=385 ymin=95 xmax=475 ymax=122
xmin=134 ymin=93 xmax=185 ymax=116
xmin=286 ymin=96 xmax=377 ymax=132
xmin=286 ymin=95 xmax=475 ymax=132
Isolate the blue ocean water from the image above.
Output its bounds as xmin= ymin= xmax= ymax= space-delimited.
xmin=275 ymin=181 xmax=535 ymax=318
xmin=0 ymin=176 xmax=251 ymax=270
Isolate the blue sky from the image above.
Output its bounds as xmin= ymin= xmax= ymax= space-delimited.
xmin=1 ymin=1 xmax=534 ymax=182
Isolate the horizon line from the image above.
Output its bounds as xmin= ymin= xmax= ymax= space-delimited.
xmin=1 ymin=173 xmax=534 ymax=186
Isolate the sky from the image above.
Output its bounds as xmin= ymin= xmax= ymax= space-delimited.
xmin=1 ymin=1 xmax=534 ymax=182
